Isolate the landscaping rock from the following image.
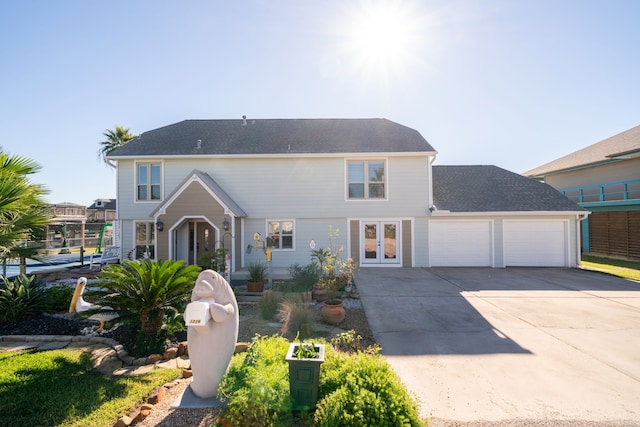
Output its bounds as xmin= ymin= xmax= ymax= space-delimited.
xmin=147 ymin=387 xmax=166 ymax=404
xmin=145 ymin=353 xmax=163 ymax=364
xmin=163 ymin=347 xmax=178 ymax=360
xmin=113 ymin=415 xmax=132 ymax=427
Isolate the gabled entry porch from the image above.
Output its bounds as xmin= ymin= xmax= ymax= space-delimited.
xmin=150 ymin=170 xmax=247 ymax=275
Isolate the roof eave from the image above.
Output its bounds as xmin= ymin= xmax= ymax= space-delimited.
xmin=107 ymin=151 xmax=437 ymax=160
xmin=430 ymin=210 xmax=588 ymax=217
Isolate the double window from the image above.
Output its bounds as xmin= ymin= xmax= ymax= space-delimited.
xmin=136 ymin=162 xmax=161 ymax=201
xmin=347 ymin=160 xmax=386 ymax=199
xmin=267 ymin=220 xmax=294 ymax=250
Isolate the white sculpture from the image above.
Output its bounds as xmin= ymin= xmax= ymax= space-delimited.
xmin=186 ymin=269 xmax=239 ymax=399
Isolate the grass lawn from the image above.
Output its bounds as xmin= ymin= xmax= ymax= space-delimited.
xmin=581 ymin=255 xmax=640 ymax=282
xmin=0 ymin=349 xmax=180 ymax=427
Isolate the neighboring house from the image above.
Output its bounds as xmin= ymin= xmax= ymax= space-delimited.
xmin=86 ymin=198 xmax=117 ymax=251
xmin=525 ymin=125 xmax=640 ymax=261
xmin=87 ymin=198 xmax=117 ymax=223
xmin=106 ymin=118 xmax=585 ymax=279
xmin=45 ymin=202 xmax=87 ymax=249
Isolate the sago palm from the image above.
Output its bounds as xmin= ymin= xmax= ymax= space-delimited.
xmin=95 ymin=258 xmax=201 ymax=340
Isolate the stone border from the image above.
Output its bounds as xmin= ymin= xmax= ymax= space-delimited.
xmin=0 ymin=334 xmax=190 ymax=374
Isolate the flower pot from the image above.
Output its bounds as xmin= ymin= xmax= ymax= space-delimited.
xmin=246 ymin=281 xmax=264 ymax=293
xmin=320 ymin=299 xmax=345 ymax=325
xmin=312 ymin=284 xmax=328 ymax=302
xmin=285 ymin=343 xmax=325 ymax=411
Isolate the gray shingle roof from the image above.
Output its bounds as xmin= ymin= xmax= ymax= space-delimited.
xmin=433 ymin=165 xmax=585 ymax=212
xmin=524 ymin=124 xmax=640 ymax=177
xmin=107 ymin=118 xmax=435 ymax=157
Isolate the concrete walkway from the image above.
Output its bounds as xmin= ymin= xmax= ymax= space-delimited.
xmin=356 ymin=267 xmax=640 ymax=425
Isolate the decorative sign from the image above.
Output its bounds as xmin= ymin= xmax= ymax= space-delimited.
xmin=309 ymin=239 xmax=316 ymax=250
xmin=254 ymin=241 xmax=264 ymax=249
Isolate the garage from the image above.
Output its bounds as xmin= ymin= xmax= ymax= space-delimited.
xmin=429 ymin=220 xmax=493 ymax=266
xmin=503 ymin=220 xmax=569 ymax=267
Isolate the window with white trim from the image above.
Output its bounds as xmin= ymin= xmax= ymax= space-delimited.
xmin=267 ymin=220 xmax=294 ymax=249
xmin=136 ymin=163 xmax=161 ymax=201
xmin=347 ymin=160 xmax=385 ymax=199
xmin=135 ymin=221 xmax=155 ymax=259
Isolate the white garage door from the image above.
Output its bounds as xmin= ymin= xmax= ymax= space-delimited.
xmin=503 ymin=220 xmax=568 ymax=267
xmin=429 ymin=221 xmax=493 ymax=266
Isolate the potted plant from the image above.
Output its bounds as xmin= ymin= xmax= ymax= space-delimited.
xmin=319 ymin=274 xmax=347 ymax=325
xmin=246 ymin=262 xmax=267 ymax=293
xmin=285 ymin=334 xmax=325 ymax=411
xmin=310 ymin=248 xmax=330 ymax=302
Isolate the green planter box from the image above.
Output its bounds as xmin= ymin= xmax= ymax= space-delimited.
xmin=285 ymin=343 xmax=325 ymax=411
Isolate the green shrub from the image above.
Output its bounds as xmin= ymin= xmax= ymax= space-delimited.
xmin=315 ymin=352 xmax=422 ymax=426
xmin=330 ymin=329 xmax=381 ymax=355
xmin=288 ymin=263 xmax=319 ymax=291
xmin=43 ymin=284 xmax=75 ymax=313
xmin=0 ymin=274 xmax=46 ymax=323
xmin=217 ymin=335 xmax=422 ymax=427
xmin=259 ymin=291 xmax=281 ymax=320
xmin=217 ymin=335 xmax=294 ymax=427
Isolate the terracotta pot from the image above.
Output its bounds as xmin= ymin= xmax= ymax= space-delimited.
xmin=320 ymin=300 xmax=345 ymax=325
xmin=246 ymin=281 xmax=264 ymax=293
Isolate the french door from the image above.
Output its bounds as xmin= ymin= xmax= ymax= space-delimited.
xmin=361 ymin=221 xmax=400 ymax=264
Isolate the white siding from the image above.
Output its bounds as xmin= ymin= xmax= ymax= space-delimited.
xmin=117 ymin=156 xmax=432 ymax=221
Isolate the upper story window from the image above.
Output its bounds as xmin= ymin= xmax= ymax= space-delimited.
xmin=347 ymin=160 xmax=386 ymax=199
xmin=268 ymin=220 xmax=294 ymax=250
xmin=137 ymin=163 xmax=161 ymax=201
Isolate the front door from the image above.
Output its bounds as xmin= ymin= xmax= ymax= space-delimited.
xmin=361 ymin=221 xmax=400 ymax=265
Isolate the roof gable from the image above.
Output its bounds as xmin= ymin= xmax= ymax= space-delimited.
xmin=150 ymin=170 xmax=247 ymax=218
xmin=433 ymin=165 xmax=585 ymax=213
xmin=524 ymin=124 xmax=640 ymax=177
xmin=108 ymin=118 xmax=436 ymax=157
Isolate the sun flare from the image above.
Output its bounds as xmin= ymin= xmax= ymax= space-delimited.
xmin=342 ymin=1 xmax=424 ymax=82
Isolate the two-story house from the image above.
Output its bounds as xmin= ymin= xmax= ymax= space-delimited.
xmin=107 ymin=118 xmax=586 ymax=279
xmin=525 ymin=125 xmax=640 ymax=261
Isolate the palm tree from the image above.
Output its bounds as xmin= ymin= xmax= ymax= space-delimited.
xmin=98 ymin=125 xmax=136 ymax=168
xmin=94 ymin=258 xmax=201 ymax=340
xmin=0 ymin=148 xmax=50 ymax=274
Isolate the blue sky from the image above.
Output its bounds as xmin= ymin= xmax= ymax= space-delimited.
xmin=1 ymin=0 xmax=639 ymax=206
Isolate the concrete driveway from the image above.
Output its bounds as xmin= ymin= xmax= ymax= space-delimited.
xmin=355 ymin=267 xmax=640 ymax=425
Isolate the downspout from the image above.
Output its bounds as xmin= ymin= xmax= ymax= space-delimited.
xmin=427 ymin=155 xmax=436 ymax=213
xmin=577 ymin=212 xmax=590 ymax=267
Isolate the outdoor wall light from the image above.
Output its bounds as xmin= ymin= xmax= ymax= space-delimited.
xmin=156 ymin=221 xmax=164 ymax=232
xmin=222 ymin=218 xmax=229 ymax=231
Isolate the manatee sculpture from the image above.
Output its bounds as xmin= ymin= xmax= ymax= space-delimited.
xmin=186 ymin=269 xmax=239 ymax=399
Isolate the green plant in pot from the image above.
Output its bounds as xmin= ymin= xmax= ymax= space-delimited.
xmin=246 ymin=262 xmax=267 ymax=292
xmin=285 ymin=332 xmax=325 ymax=411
